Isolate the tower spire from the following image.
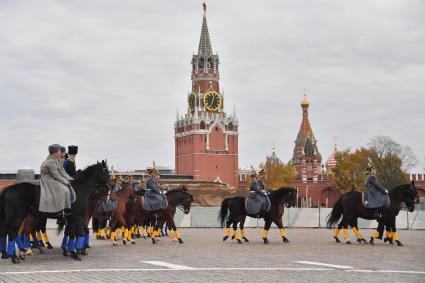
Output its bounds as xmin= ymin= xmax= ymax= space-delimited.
xmin=198 ymin=2 xmax=213 ymax=56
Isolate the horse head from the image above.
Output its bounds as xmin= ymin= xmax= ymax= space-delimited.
xmin=167 ymin=186 xmax=193 ymax=214
xmin=271 ymin=187 xmax=297 ymax=207
xmin=391 ymin=181 xmax=418 ymax=212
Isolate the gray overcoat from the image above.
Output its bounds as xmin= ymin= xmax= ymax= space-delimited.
xmin=39 ymin=155 xmax=73 ymax=213
xmin=364 ymin=174 xmax=389 ymax=209
xmin=143 ymin=176 xmax=168 ymax=211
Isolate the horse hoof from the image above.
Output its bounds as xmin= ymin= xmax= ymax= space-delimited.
xmin=396 ymin=240 xmax=403 ymax=246
xmin=11 ymin=255 xmax=20 ymax=264
xmin=263 ymin=238 xmax=269 ymax=245
xmin=18 ymin=252 xmax=26 ymax=260
xmin=389 ymin=239 xmax=394 ymax=245
xmin=243 ymin=237 xmax=249 ymax=242
xmin=223 ymin=236 xmax=229 ymax=242
xmin=357 ymin=238 xmax=362 ymax=243
xmin=346 ymin=241 xmax=351 ymax=245
xmin=152 ymin=239 xmax=157 ymax=244
xmin=39 ymin=241 xmax=45 ymax=248
xmin=282 ymin=237 xmax=290 ymax=243
xmin=178 ymin=238 xmax=184 ymax=244
xmin=71 ymin=251 xmax=81 ymax=261
xmin=62 ymin=249 xmax=69 ymax=257
xmin=334 ymin=236 xmax=341 ymax=243
xmin=123 ymin=240 xmax=127 ymax=245
xmin=26 ymin=249 xmax=34 ymax=256
xmin=237 ymin=239 xmax=243 ymax=244
xmin=86 ymin=245 xmax=91 ymax=249
xmin=81 ymin=249 xmax=88 ymax=256
xmin=369 ymin=238 xmax=375 ymax=245
xmin=131 ymin=241 xmax=136 ymax=245
xmin=46 ymin=242 xmax=53 ymax=249
xmin=112 ymin=241 xmax=118 ymax=246
xmin=231 ymin=235 xmax=235 ymax=240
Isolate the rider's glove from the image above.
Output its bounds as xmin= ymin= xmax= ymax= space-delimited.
xmin=385 ymin=189 xmax=389 ymax=194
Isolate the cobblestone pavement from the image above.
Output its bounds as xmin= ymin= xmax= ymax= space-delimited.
xmin=0 ymin=228 xmax=424 ymax=282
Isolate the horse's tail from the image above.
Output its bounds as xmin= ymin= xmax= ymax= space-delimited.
xmin=56 ymin=218 xmax=66 ymax=236
xmin=327 ymin=197 xmax=343 ymax=228
xmin=218 ymin=198 xmax=230 ymax=227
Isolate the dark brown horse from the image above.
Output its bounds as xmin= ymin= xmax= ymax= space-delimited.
xmin=219 ymin=187 xmax=296 ymax=244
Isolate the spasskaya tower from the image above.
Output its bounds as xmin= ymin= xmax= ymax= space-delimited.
xmin=174 ymin=3 xmax=239 ymax=187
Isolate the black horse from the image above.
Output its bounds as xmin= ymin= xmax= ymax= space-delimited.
xmin=219 ymin=187 xmax=296 ymax=244
xmin=0 ymin=161 xmax=110 ymax=263
xmin=327 ymin=181 xmax=418 ymax=246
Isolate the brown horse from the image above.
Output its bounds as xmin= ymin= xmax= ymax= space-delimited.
xmin=109 ymin=185 xmax=134 ymax=245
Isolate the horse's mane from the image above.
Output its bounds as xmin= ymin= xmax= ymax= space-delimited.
xmin=72 ymin=163 xmax=101 ymax=184
xmin=166 ymin=185 xmax=191 ymax=195
xmin=389 ymin=183 xmax=412 ymax=197
xmin=269 ymin=187 xmax=295 ymax=198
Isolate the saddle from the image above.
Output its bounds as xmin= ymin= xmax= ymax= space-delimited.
xmin=245 ymin=194 xmax=271 ymax=216
xmin=142 ymin=191 xmax=168 ymax=212
xmin=100 ymin=200 xmax=118 ymax=212
xmin=362 ymin=192 xmax=390 ymax=209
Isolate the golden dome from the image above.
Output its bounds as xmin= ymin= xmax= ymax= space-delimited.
xmin=301 ymin=95 xmax=310 ymax=107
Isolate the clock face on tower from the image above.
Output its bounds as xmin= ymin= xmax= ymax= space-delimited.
xmin=203 ymin=91 xmax=222 ymax=111
xmin=188 ymin=91 xmax=197 ymax=112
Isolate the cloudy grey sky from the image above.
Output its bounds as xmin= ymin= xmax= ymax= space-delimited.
xmin=0 ymin=0 xmax=424 ymax=172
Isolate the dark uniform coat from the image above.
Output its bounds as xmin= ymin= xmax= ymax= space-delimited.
xmin=63 ymin=158 xmax=77 ymax=177
xmin=364 ymin=174 xmax=389 ymax=209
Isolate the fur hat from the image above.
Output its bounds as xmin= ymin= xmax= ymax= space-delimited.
xmin=60 ymin=146 xmax=66 ymax=153
xmin=365 ymin=157 xmax=375 ymax=173
xmin=68 ymin=145 xmax=78 ymax=155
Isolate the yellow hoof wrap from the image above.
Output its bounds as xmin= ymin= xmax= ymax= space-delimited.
xmin=29 ymin=234 xmax=34 ymax=242
xmin=124 ymin=228 xmax=129 ymax=239
xmin=115 ymin=228 xmax=121 ymax=239
xmin=371 ymin=230 xmax=379 ymax=238
xmin=233 ymin=230 xmax=239 ymax=240
xmin=240 ymin=230 xmax=246 ymax=237
xmin=225 ymin=228 xmax=231 ymax=237
xmin=385 ymin=231 xmax=392 ymax=239
xmin=130 ymin=226 xmax=135 ymax=234
xmin=261 ymin=230 xmax=269 ymax=238
xmin=169 ymin=230 xmax=175 ymax=238
xmin=127 ymin=231 xmax=132 ymax=241
xmin=110 ymin=231 xmax=115 ymax=241
xmin=342 ymin=228 xmax=348 ymax=240
xmin=42 ymin=232 xmax=49 ymax=243
xmin=392 ymin=232 xmax=399 ymax=241
xmin=279 ymin=228 xmax=286 ymax=237
xmin=148 ymin=226 xmax=153 ymax=234
xmin=176 ymin=231 xmax=181 ymax=239
xmin=101 ymin=229 xmax=106 ymax=238
xmin=333 ymin=228 xmax=340 ymax=238
xmin=36 ymin=231 xmax=42 ymax=241
xmin=352 ymin=227 xmax=363 ymax=239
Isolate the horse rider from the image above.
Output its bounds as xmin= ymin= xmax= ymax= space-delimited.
xmin=144 ymin=167 xmax=167 ymax=211
xmin=60 ymin=146 xmax=67 ymax=161
xmin=113 ymin=175 xmax=123 ymax=192
xmin=63 ymin=145 xmax=78 ymax=177
xmin=364 ymin=158 xmax=389 ymax=218
xmin=39 ymin=144 xmax=75 ymax=215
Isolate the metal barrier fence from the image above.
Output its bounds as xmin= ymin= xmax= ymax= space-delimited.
xmin=45 ymin=207 xmax=425 ymax=230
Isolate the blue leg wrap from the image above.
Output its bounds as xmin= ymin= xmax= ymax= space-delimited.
xmin=84 ymin=233 xmax=90 ymax=246
xmin=61 ymin=235 xmax=69 ymax=250
xmin=7 ymin=240 xmax=15 ymax=256
xmin=16 ymin=236 xmax=24 ymax=251
xmin=67 ymin=238 xmax=76 ymax=252
xmin=33 ymin=234 xmax=40 ymax=248
xmin=24 ymin=235 xmax=30 ymax=249
xmin=75 ymin=236 xmax=84 ymax=250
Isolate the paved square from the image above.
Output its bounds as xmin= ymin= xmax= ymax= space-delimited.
xmin=0 ymin=228 xmax=424 ymax=282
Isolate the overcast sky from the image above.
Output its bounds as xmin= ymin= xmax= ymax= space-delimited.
xmin=0 ymin=0 xmax=424 ymax=172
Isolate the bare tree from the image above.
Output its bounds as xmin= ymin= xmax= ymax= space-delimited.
xmin=368 ymin=136 xmax=417 ymax=188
